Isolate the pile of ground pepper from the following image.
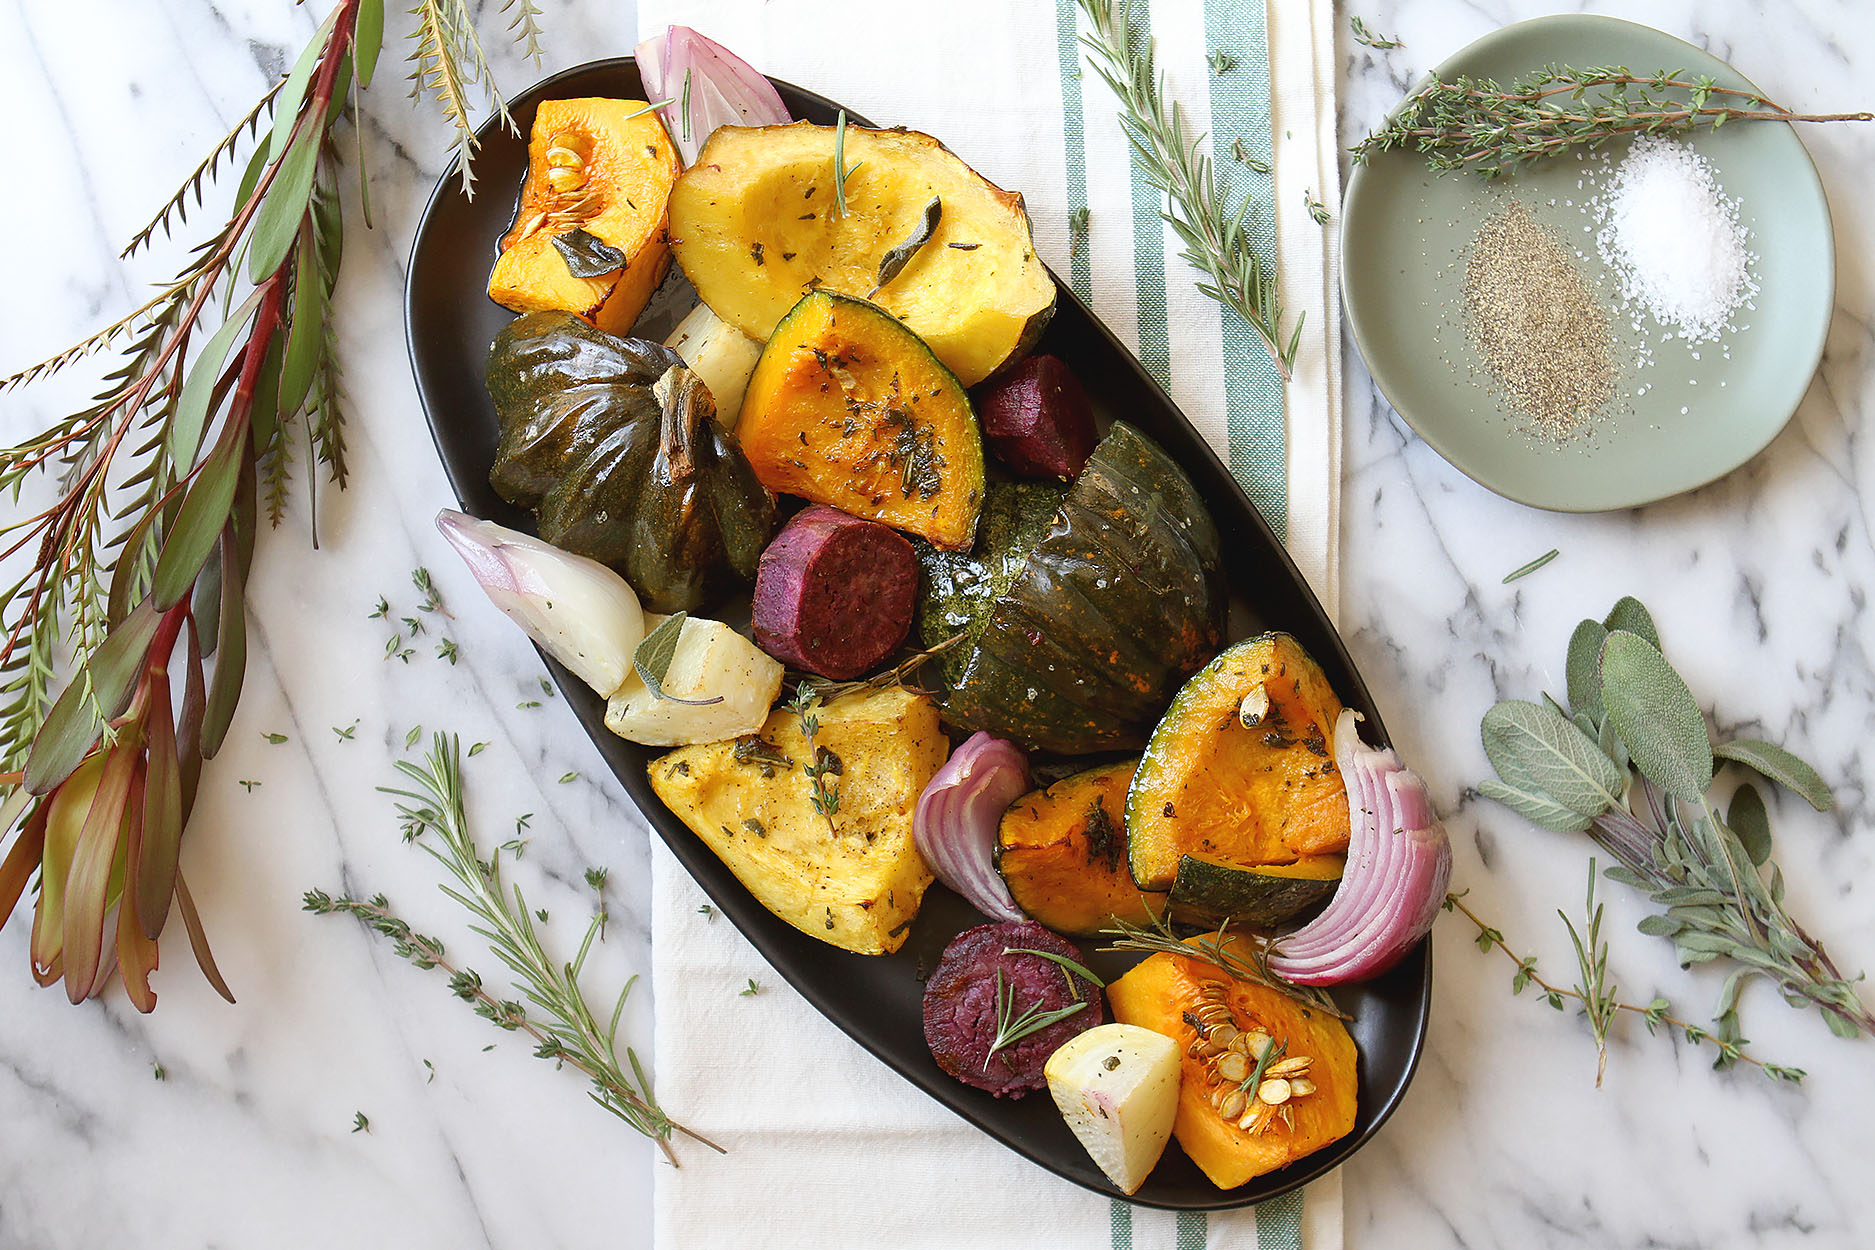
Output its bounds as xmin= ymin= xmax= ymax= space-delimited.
xmin=1463 ymin=199 xmax=1616 ymax=437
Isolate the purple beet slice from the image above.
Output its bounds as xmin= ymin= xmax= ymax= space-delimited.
xmin=752 ymin=504 xmax=917 ymax=679
xmin=976 ymin=355 xmax=1097 ymax=480
xmin=922 ymin=921 xmax=1103 ymax=1099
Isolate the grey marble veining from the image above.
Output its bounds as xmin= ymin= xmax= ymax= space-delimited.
xmin=0 ymin=1 xmax=1871 ymax=1247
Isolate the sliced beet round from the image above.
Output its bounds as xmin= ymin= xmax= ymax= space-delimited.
xmin=922 ymin=921 xmax=1103 ymax=1099
xmin=752 ymin=504 xmax=917 ymax=679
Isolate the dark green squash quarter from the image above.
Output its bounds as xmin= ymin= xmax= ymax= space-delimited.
xmin=938 ymin=422 xmax=1226 ymax=754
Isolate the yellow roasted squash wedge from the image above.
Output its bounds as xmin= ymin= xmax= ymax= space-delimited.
xmin=648 ymin=686 xmax=946 ymax=955
xmin=669 ymin=121 xmax=1055 ymax=385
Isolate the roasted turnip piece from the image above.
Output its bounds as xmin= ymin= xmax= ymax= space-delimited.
xmin=752 ymin=505 xmax=917 ymax=679
xmin=977 ymin=355 xmax=1096 ymax=480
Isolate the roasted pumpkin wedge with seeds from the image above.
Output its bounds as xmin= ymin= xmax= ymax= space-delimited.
xmin=488 ymin=98 xmax=680 ymax=335
xmin=1127 ymin=633 xmax=1351 ymax=892
xmin=669 ymin=121 xmax=1055 ymax=385
xmin=1108 ymin=939 xmax=1358 ymax=1188
xmin=738 ymin=290 xmax=985 ymax=549
xmin=995 ymin=761 xmax=1167 ymax=936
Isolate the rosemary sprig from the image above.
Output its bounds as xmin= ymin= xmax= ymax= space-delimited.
xmin=305 ymin=733 xmax=722 ymax=1162
xmin=1100 ymin=911 xmax=1349 ymax=1020
xmin=1077 ymin=0 xmax=1301 ymax=379
xmin=1559 ymin=860 xmax=1620 ymax=1086
xmin=1444 ymin=892 xmax=1803 ymax=1083
xmin=1349 ymin=17 xmax=1402 ymax=51
xmin=832 ymin=110 xmax=864 ymax=220
xmin=1356 ymin=65 xmax=1873 ymax=178
xmin=984 ymin=968 xmax=1088 ymax=1070
xmin=793 ymin=630 xmax=967 ymax=702
xmin=0 ymin=0 xmax=539 ymax=1012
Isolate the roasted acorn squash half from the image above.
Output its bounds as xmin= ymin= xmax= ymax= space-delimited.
xmin=669 ymin=121 xmax=1055 ymax=385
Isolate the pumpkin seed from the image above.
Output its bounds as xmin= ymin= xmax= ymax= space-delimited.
xmin=1266 ymin=1056 xmax=1312 ymax=1078
xmin=1246 ymin=1030 xmax=1273 ymax=1058
xmin=546 ymin=166 xmax=586 ymax=193
xmin=1289 ymin=1078 xmax=1317 ymax=1097
xmin=546 ymin=146 xmax=585 ymax=169
xmin=1210 ymin=1024 xmax=1240 ymax=1048
xmin=1216 ymin=1051 xmax=1249 ymax=1083
xmin=1218 ymin=1088 xmax=1248 ymax=1119
xmin=1239 ymin=683 xmax=1270 ymax=727
xmin=1257 ymin=1077 xmax=1292 ymax=1105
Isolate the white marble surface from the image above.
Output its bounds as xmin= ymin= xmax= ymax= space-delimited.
xmin=2 ymin=1 xmax=1872 ymax=1248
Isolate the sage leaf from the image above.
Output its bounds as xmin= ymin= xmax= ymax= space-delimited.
xmin=1726 ymin=782 xmax=1773 ymax=867
xmin=23 ymin=602 xmax=163 ymax=795
xmin=872 ymin=196 xmax=942 ymax=293
xmin=1715 ymin=738 xmax=1833 ymax=811
xmin=1477 ymin=778 xmax=1592 ymax=833
xmin=1636 ymin=913 xmax=1681 ymax=937
xmin=552 ymin=228 xmax=628 ymax=279
xmin=1566 ymin=618 xmax=1608 ymax=724
xmin=632 ymin=612 xmax=723 ymax=707
xmin=1599 ymin=630 xmax=1712 ymax=805
xmin=1480 ymin=699 xmax=1624 ymax=820
xmin=1602 ymin=596 xmax=1661 ymax=651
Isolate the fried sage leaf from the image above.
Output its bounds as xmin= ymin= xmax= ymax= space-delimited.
xmin=553 ymin=228 xmax=629 ymax=279
xmin=872 ymin=196 xmax=942 ymax=294
xmin=632 ymin=612 xmax=723 ymax=707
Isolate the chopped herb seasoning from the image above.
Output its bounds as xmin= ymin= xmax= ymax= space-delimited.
xmin=947 ymin=241 xmax=980 ymax=250
xmin=750 ymin=241 xmax=765 ymax=265
xmin=1083 ymin=798 xmax=1122 ymax=871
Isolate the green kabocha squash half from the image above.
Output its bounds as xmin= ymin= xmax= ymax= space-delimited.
xmin=938 ymin=422 xmax=1226 ymax=754
xmin=486 ymin=311 xmax=681 ymax=506
xmin=912 ymin=481 xmax=1066 ymax=687
xmin=486 ymin=311 xmax=776 ymax=613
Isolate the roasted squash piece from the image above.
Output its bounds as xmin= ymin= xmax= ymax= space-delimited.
xmin=1107 ymin=940 xmax=1358 ymax=1188
xmin=648 ymin=687 xmax=945 ymax=955
xmin=1127 ymin=634 xmax=1350 ymax=892
xmin=1168 ymin=854 xmax=1344 ymax=930
xmin=739 ymin=290 xmax=985 ymax=549
xmin=488 ymin=98 xmax=680 ymax=335
xmin=669 ymin=121 xmax=1055 ymax=385
xmin=995 ymin=761 xmax=1167 ymax=936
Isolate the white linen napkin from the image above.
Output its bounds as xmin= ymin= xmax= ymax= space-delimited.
xmin=642 ymin=1 xmax=1347 ymax=1245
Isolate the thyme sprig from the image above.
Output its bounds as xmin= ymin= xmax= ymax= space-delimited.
xmin=305 ymin=733 xmax=722 ymax=1161
xmin=1100 ymin=911 xmax=1349 ymax=1020
xmin=1355 ymin=65 xmax=1873 ymax=179
xmin=1077 ymin=0 xmax=1301 ymax=379
xmin=0 ymin=0 xmax=539 ymax=1011
xmin=793 ymin=630 xmax=967 ymax=702
xmin=407 ymin=0 xmax=546 ymax=196
xmin=1560 ymin=860 xmax=1620 ymax=1086
xmin=1443 ymin=892 xmax=1804 ymax=1083
xmin=787 ymin=683 xmax=840 ymax=818
xmin=984 ymin=968 xmax=1088 ymax=1070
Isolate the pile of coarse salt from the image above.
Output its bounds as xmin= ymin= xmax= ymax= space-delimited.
xmin=1593 ymin=136 xmax=1757 ymax=344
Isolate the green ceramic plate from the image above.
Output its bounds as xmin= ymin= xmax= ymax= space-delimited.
xmin=1341 ymin=14 xmax=1834 ymax=512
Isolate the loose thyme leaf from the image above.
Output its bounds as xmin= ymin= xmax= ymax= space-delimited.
xmin=872 ymin=196 xmax=942 ymax=294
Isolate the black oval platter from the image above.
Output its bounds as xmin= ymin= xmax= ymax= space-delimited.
xmin=404 ymin=57 xmax=1430 ymax=1210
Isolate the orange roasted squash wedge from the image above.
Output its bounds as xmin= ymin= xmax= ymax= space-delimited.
xmin=488 ymin=98 xmax=680 ymax=335
xmin=1107 ymin=939 xmax=1357 ymax=1189
xmin=1126 ymin=633 xmax=1350 ymax=892
xmin=995 ymin=760 xmax=1167 ymax=936
xmin=738 ymin=290 xmax=985 ymax=549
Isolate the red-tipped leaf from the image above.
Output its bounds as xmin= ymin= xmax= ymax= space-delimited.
xmin=116 ymin=763 xmax=159 ymax=1013
xmin=59 ymin=744 xmax=137 ymax=1002
xmin=174 ymin=871 xmax=235 ymax=1004
xmin=201 ymin=526 xmax=247 ymax=759
xmin=138 ymin=673 xmax=184 ymax=938
xmin=0 ymin=800 xmax=49 ymax=927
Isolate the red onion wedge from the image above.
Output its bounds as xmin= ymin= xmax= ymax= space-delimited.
xmin=914 ymin=733 xmax=1031 ymax=922
xmin=1267 ymin=709 xmax=1451 ymax=985
xmin=634 ymin=26 xmax=791 ymax=165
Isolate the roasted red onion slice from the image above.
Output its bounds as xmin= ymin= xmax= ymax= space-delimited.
xmin=1267 ymin=709 xmax=1451 ymax=984
xmin=634 ymin=25 xmax=791 ymax=165
xmin=913 ymin=733 xmax=1031 ymax=922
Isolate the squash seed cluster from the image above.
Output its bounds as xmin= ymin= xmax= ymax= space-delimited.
xmin=1183 ymin=980 xmax=1319 ymax=1134
xmin=518 ymin=129 xmax=601 ymax=237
